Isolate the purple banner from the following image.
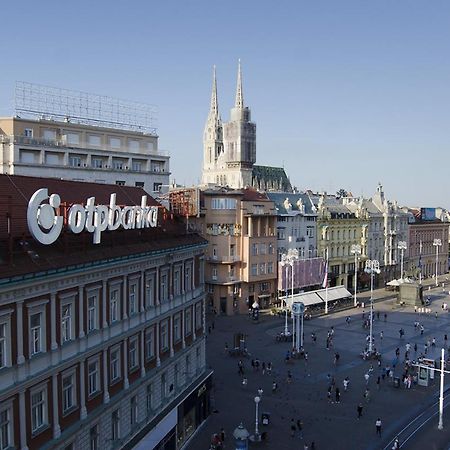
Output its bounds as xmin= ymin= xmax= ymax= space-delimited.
xmin=278 ymin=257 xmax=326 ymax=291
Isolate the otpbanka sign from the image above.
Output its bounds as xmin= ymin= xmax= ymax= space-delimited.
xmin=27 ymin=188 xmax=159 ymax=245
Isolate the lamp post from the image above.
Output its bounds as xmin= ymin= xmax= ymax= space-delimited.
xmin=398 ymin=241 xmax=407 ymax=280
xmin=280 ymin=249 xmax=299 ymax=335
xmin=364 ymin=260 xmax=380 ymax=353
xmin=351 ymin=244 xmax=361 ymax=307
xmin=434 ymin=239 xmax=442 ymax=287
xmin=254 ymin=395 xmax=261 ymax=440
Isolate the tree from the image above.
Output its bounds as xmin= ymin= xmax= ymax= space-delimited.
xmin=336 ymin=188 xmax=348 ymax=199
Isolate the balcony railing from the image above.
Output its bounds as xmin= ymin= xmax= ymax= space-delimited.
xmin=2 ymin=134 xmax=170 ymax=157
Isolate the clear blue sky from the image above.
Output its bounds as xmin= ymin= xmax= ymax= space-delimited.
xmin=1 ymin=1 xmax=449 ymax=207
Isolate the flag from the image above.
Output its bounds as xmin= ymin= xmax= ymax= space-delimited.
xmin=418 ymin=240 xmax=422 ymax=270
xmin=322 ymin=260 xmax=328 ymax=288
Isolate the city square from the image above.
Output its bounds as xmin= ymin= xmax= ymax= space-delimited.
xmin=189 ymin=278 xmax=450 ymax=450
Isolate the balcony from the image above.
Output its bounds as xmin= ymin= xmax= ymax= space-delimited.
xmin=3 ymin=134 xmax=170 ymax=157
xmin=207 ymin=255 xmax=241 ymax=264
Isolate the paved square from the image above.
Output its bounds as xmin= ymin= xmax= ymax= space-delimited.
xmin=188 ymin=280 xmax=450 ymax=450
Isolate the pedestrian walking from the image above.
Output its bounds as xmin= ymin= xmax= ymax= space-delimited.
xmin=220 ymin=427 xmax=226 ymax=443
xmin=343 ymin=377 xmax=350 ymax=391
xmin=334 ymin=352 xmax=340 ymax=365
xmin=357 ymin=403 xmax=363 ymax=418
xmin=364 ymin=388 xmax=370 ymax=403
xmin=376 ymin=376 xmax=380 ymax=390
xmin=327 ymin=386 xmax=332 ymax=402
xmin=364 ymin=373 xmax=370 ymax=385
xmin=384 ymin=313 xmax=387 ymax=322
xmin=267 ymin=361 xmax=272 ymax=376
xmin=262 ymin=361 xmax=266 ymax=374
xmin=414 ymin=342 xmax=418 ymax=353
xmin=335 ymin=387 xmax=340 ymax=403
xmin=303 ymin=443 xmax=309 ymax=450
xmin=272 ymin=380 xmax=278 ymax=393
xmin=242 ymin=377 xmax=248 ymax=387
xmin=392 ymin=437 xmax=400 ymax=449
xmin=380 ymin=330 xmax=384 ymax=340
xmin=290 ymin=419 xmax=296 ymax=437
xmin=296 ymin=419 xmax=303 ymax=439
xmin=287 ymin=370 xmax=293 ymax=384
xmin=238 ymin=360 xmax=244 ymax=375
xmin=375 ymin=418 xmax=382 ymax=436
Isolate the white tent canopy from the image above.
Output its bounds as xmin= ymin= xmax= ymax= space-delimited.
xmin=284 ymin=286 xmax=351 ymax=309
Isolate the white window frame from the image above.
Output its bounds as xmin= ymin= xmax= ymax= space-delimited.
xmin=30 ymin=383 xmax=48 ymax=434
xmin=145 ymin=273 xmax=155 ymax=308
xmin=0 ymin=401 xmax=14 ymax=450
xmin=160 ymin=320 xmax=169 ymax=351
xmin=89 ymin=424 xmax=99 ymax=450
xmin=24 ymin=128 xmax=33 ymax=137
xmin=61 ymin=299 xmax=75 ymax=344
xmin=129 ymin=283 xmax=137 ymax=316
xmin=62 ymin=369 xmax=77 ymax=414
xmin=128 ymin=337 xmax=138 ymax=370
xmin=88 ymin=357 xmax=100 ymax=397
xmin=145 ymin=327 xmax=155 ymax=360
xmin=0 ymin=310 xmax=12 ymax=369
xmin=160 ymin=272 xmax=168 ymax=302
xmin=130 ymin=395 xmax=138 ymax=427
xmin=27 ymin=300 xmax=48 ymax=357
xmin=110 ymin=288 xmax=119 ymax=323
xmin=173 ymin=314 xmax=181 ymax=342
xmin=110 ymin=346 xmax=121 ymax=382
xmin=185 ymin=309 xmax=192 ymax=336
xmin=111 ymin=409 xmax=120 ymax=441
xmin=87 ymin=294 xmax=98 ymax=333
xmin=195 ymin=303 xmax=202 ymax=330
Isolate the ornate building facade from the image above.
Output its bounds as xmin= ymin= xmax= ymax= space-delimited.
xmin=0 ymin=175 xmax=210 ymax=450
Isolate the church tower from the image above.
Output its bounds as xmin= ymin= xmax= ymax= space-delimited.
xmin=202 ymin=66 xmax=224 ymax=185
xmin=201 ymin=61 xmax=256 ymax=188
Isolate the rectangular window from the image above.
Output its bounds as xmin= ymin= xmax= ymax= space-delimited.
xmin=130 ymin=396 xmax=138 ymax=427
xmin=267 ymin=262 xmax=274 ymax=274
xmin=110 ymin=289 xmax=119 ymax=322
xmin=174 ymin=268 xmax=181 ymax=296
xmin=43 ymin=129 xmax=56 ymax=140
xmin=160 ymin=321 xmax=169 ymax=351
xmin=146 ymin=384 xmax=153 ymax=415
xmin=251 ymin=264 xmax=258 ymax=276
xmin=195 ymin=303 xmax=202 ymax=330
xmin=132 ymin=161 xmax=142 ymax=171
xmin=115 ymin=180 xmax=126 ymax=186
xmin=62 ymin=374 xmax=75 ymax=413
xmin=89 ymin=425 xmax=99 ymax=450
xmin=145 ymin=328 xmax=154 ymax=360
xmin=61 ymin=303 xmax=72 ymax=343
xmin=129 ymin=338 xmax=138 ymax=369
xmin=111 ymin=410 xmax=120 ymax=441
xmin=109 ymin=137 xmax=121 ymax=149
xmin=185 ymin=309 xmax=192 ymax=335
xmin=160 ymin=273 xmax=168 ymax=302
xmin=69 ymin=155 xmax=82 ymax=167
xmin=174 ymin=315 xmax=181 ymax=342
xmin=211 ymin=198 xmax=237 ymax=209
xmin=0 ymin=408 xmax=11 ymax=450
xmin=145 ymin=275 xmax=154 ymax=308
xmin=0 ymin=323 xmax=7 ymax=369
xmin=88 ymin=135 xmax=101 ymax=146
xmin=24 ymin=128 xmax=33 ymax=137
xmin=20 ymin=150 xmax=38 ymax=163
xmin=260 ymin=244 xmax=267 ymax=255
xmin=65 ymin=133 xmax=80 ymax=145
xmin=110 ymin=348 xmax=120 ymax=382
xmin=30 ymin=312 xmax=42 ymax=355
xmin=88 ymin=295 xmax=97 ymax=332
xmin=129 ymin=284 xmax=137 ymax=315
xmin=129 ymin=140 xmax=140 ymax=151
xmin=45 ymin=152 xmax=60 ymax=165
xmin=153 ymin=182 xmax=162 ymax=192
xmin=92 ymin=158 xmax=103 ymax=168
xmin=259 ymin=263 xmax=266 ymax=275
xmin=251 ymin=243 xmax=258 ymax=256
xmin=212 ymin=267 xmax=218 ymax=280
xmin=185 ymin=265 xmax=192 ymax=291
xmin=260 ymin=282 xmax=269 ymax=292
xmin=88 ymin=360 xmax=100 ymax=396
xmin=31 ymin=388 xmax=46 ymax=432
xmin=268 ymin=243 xmax=274 ymax=254
xmin=135 ymin=181 xmax=144 ymax=188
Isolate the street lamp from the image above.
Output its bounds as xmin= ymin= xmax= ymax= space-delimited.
xmin=254 ymin=395 xmax=261 ymax=440
xmin=351 ymin=244 xmax=361 ymax=307
xmin=434 ymin=239 xmax=442 ymax=287
xmin=364 ymin=259 xmax=380 ymax=353
xmin=397 ymin=241 xmax=407 ymax=280
xmin=280 ymin=248 xmax=299 ymax=335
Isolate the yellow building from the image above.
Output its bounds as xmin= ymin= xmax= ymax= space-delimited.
xmin=309 ymin=193 xmax=368 ymax=290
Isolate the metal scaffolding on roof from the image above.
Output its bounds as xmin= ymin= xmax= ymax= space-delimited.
xmin=14 ymin=81 xmax=158 ymax=135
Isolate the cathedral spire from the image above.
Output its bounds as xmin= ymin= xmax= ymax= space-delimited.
xmin=234 ymin=59 xmax=244 ymax=109
xmin=209 ymin=65 xmax=219 ymax=118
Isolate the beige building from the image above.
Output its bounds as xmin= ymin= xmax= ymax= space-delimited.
xmin=170 ymin=187 xmax=278 ymax=315
xmin=0 ymin=84 xmax=169 ymax=194
xmin=309 ymin=192 xmax=369 ymax=290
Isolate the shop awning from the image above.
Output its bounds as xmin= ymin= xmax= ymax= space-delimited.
xmin=316 ymin=286 xmax=352 ymax=302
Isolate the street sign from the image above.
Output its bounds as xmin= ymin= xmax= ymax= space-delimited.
xmin=292 ymin=302 xmax=305 ymax=315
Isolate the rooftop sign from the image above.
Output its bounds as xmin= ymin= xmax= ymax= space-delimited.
xmin=27 ymin=188 xmax=159 ymax=245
